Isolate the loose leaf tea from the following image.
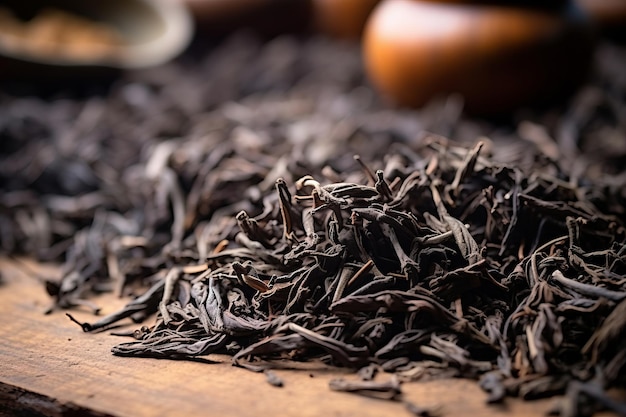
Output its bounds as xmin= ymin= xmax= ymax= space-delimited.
xmin=1 ymin=34 xmax=626 ymax=416
xmin=0 ymin=6 xmax=123 ymax=61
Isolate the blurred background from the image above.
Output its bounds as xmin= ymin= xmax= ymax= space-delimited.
xmin=1 ymin=0 xmax=625 ymax=259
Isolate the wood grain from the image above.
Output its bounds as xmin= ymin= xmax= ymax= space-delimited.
xmin=0 ymin=258 xmax=562 ymax=417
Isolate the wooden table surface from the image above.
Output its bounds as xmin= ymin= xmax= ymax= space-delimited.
xmin=0 ymin=258 xmax=571 ymax=417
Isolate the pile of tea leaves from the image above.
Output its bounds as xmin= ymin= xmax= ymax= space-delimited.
xmin=1 ymin=34 xmax=626 ymax=416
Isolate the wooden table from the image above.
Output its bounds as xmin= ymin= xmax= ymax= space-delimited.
xmin=0 ymin=258 xmax=568 ymax=417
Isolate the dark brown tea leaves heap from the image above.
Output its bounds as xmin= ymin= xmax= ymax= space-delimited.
xmin=70 ymin=139 xmax=626 ymax=416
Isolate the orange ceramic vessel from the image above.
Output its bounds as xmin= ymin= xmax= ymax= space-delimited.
xmin=363 ymin=0 xmax=594 ymax=115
